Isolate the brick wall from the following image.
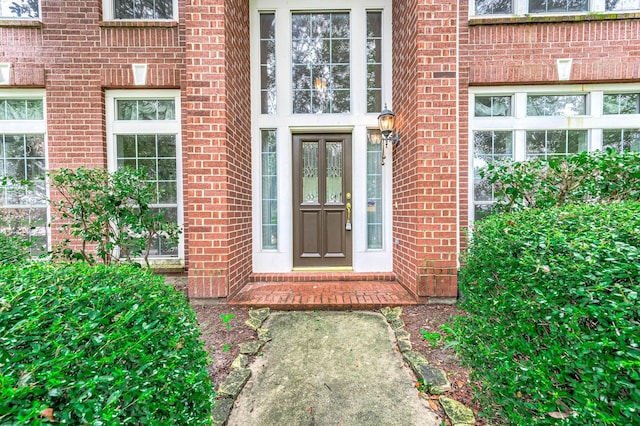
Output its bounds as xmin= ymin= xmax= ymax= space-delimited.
xmin=184 ymin=0 xmax=230 ymax=298
xmin=1 ymin=1 xmax=186 ymax=252
xmin=392 ymin=0 xmax=459 ymax=299
xmin=464 ymin=17 xmax=640 ymax=86
xmin=223 ymin=0 xmax=252 ymax=298
xmin=184 ymin=0 xmax=252 ymax=299
xmin=457 ymin=5 xmax=640 ymax=257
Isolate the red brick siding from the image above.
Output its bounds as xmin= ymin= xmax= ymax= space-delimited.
xmin=224 ymin=0 xmax=252 ymax=298
xmin=2 ymin=1 xmax=186 ymax=263
xmin=458 ymin=5 xmax=640 ymax=258
xmin=184 ymin=1 xmax=229 ymax=297
xmin=183 ymin=0 xmax=252 ymax=299
xmin=392 ymin=0 xmax=459 ymax=299
xmin=465 ymin=16 xmax=640 ymax=85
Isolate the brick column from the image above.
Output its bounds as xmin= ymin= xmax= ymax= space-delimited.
xmin=184 ymin=0 xmax=252 ymax=299
xmin=392 ymin=0 xmax=459 ymax=299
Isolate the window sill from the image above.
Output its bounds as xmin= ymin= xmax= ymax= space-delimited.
xmin=469 ymin=11 xmax=640 ymax=26
xmin=99 ymin=20 xmax=178 ymax=29
xmin=0 ymin=19 xmax=42 ymax=28
xmin=146 ymin=259 xmax=185 ymax=274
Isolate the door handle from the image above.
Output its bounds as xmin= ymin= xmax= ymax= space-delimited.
xmin=345 ymin=202 xmax=352 ymax=231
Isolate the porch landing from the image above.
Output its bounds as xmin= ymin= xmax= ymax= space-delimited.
xmin=229 ymin=273 xmax=418 ymax=310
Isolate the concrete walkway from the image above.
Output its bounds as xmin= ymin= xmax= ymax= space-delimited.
xmin=227 ymin=311 xmax=441 ymax=426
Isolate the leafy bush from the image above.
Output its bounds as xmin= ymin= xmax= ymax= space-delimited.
xmin=50 ymin=167 xmax=181 ymax=266
xmin=1 ymin=263 xmax=213 ymax=425
xmin=0 ymin=233 xmax=30 ymax=266
xmin=452 ymin=202 xmax=640 ymax=425
xmin=481 ymin=149 xmax=640 ymax=213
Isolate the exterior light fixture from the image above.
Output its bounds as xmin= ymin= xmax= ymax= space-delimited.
xmin=378 ymin=104 xmax=400 ymax=146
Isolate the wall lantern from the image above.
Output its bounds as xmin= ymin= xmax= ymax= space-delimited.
xmin=378 ymin=104 xmax=400 ymax=146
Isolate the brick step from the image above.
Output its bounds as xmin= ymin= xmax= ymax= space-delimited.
xmin=248 ymin=272 xmax=397 ymax=283
xmin=229 ymin=280 xmax=418 ymax=310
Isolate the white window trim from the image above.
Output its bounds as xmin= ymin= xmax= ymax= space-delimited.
xmin=102 ymin=0 xmax=179 ymax=21
xmin=105 ymin=89 xmax=184 ymax=265
xmin=0 ymin=1 xmax=41 ymax=20
xmin=469 ymin=0 xmax=639 ymax=17
xmin=469 ymin=83 xmax=640 ymax=222
xmin=250 ymin=0 xmax=394 ymax=273
xmin=0 ymin=88 xmax=49 ymax=253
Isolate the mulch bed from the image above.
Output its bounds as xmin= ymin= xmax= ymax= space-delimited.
xmin=192 ymin=303 xmax=488 ymax=425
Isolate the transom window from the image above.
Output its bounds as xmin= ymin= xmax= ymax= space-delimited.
xmin=470 ymin=85 xmax=640 ymax=220
xmin=0 ymin=0 xmax=40 ymax=19
xmin=475 ymin=96 xmax=512 ymax=117
xmin=526 ymin=95 xmax=586 ymax=116
xmin=257 ymin=2 xmax=388 ymax=118
xmin=106 ymin=90 xmax=182 ymax=259
xmin=104 ymin=0 xmax=177 ymax=20
xmin=0 ymin=91 xmax=47 ymax=255
xmin=291 ymin=12 xmax=351 ymax=114
xmin=603 ymin=93 xmax=640 ymax=115
xmin=472 ymin=0 xmax=640 ymax=15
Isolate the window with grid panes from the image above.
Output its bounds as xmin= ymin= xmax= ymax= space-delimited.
xmin=107 ymin=91 xmax=182 ymax=258
xmin=0 ymin=92 xmax=48 ymax=255
xmin=470 ymin=84 xmax=640 ymax=221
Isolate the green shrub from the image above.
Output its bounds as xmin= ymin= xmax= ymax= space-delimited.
xmin=481 ymin=149 xmax=640 ymax=213
xmin=0 ymin=234 xmax=30 ymax=266
xmin=452 ymin=202 xmax=640 ymax=425
xmin=0 ymin=263 xmax=213 ymax=425
xmin=50 ymin=167 xmax=181 ymax=266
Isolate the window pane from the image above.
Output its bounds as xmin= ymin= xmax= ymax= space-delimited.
xmin=475 ymin=96 xmax=512 ymax=117
xmin=302 ymin=141 xmax=319 ymax=203
xmin=527 ymin=95 xmax=586 ymax=116
xmin=603 ymin=129 xmax=640 ymax=152
xmin=606 ymin=0 xmax=640 ymax=11
xmin=473 ymin=131 xmax=513 ymax=206
xmin=292 ymin=12 xmax=351 ymax=114
xmin=117 ymin=99 xmax=176 ymax=120
xmin=603 ymin=93 xmax=640 ymax=115
xmin=5 ymin=100 xmax=27 ymax=120
xmin=260 ymin=13 xmax=276 ymax=114
xmin=366 ymin=11 xmax=382 ymax=113
xmin=325 ymin=141 xmax=343 ymax=203
xmin=475 ymin=0 xmax=512 ymax=14
xmin=116 ymin=133 xmax=177 ymax=206
xmin=0 ymin=0 xmax=40 ymax=18
xmin=114 ymin=0 xmax=173 ymax=19
xmin=1 ymin=134 xmax=47 ymax=208
xmin=526 ymin=130 xmax=588 ymax=159
xmin=0 ymin=99 xmax=45 ymax=121
xmin=367 ymin=130 xmax=383 ymax=249
xmin=529 ymin=0 xmax=588 ymax=13
xmin=261 ymin=130 xmax=277 ymax=249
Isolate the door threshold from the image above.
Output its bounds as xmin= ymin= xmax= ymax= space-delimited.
xmin=292 ymin=267 xmax=353 ymax=272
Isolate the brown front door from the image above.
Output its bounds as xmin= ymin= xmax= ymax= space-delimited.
xmin=293 ymin=134 xmax=352 ymax=268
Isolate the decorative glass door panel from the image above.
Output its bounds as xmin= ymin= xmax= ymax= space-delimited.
xmin=293 ymin=134 xmax=352 ymax=267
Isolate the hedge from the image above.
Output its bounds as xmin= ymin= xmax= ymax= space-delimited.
xmin=451 ymin=201 xmax=640 ymax=425
xmin=0 ymin=263 xmax=213 ymax=425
